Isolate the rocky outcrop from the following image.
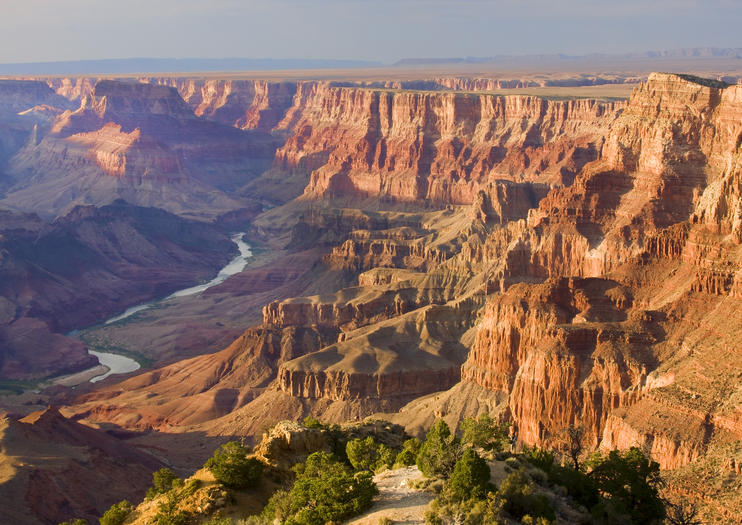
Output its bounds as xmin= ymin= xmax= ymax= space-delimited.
xmin=600 ymin=404 xmax=708 ymax=470
xmin=478 ymin=74 xmax=742 ymax=286
xmin=278 ymin=363 xmax=461 ymax=403
xmin=325 ymin=235 xmax=448 ymax=273
xmin=254 ymin=420 xmax=329 ymax=470
xmin=262 ymin=278 xmax=456 ymax=332
xmin=45 ymin=77 xmax=97 ymax=102
xmin=287 ymin=206 xmax=427 ymax=250
xmin=72 ymin=323 xmax=337 ymax=430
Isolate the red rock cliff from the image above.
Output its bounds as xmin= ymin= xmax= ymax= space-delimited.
xmin=461 ymin=73 xmax=742 ymax=469
xmin=272 ymin=82 xmax=623 ymax=204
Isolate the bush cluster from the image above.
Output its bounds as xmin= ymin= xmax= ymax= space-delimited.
xmin=92 ymin=417 xmax=667 ymax=525
xmin=460 ymin=413 xmax=510 ymax=452
xmin=416 ymin=420 xmax=463 ymax=478
xmin=394 ymin=437 xmax=422 ymax=467
xmin=422 ymin=417 xmax=666 ymax=525
xmin=521 ymin=444 xmax=665 ymax=525
xmin=345 ymin=436 xmax=397 ymax=472
xmin=206 ymin=441 xmax=263 ymax=489
xmin=99 ymin=500 xmax=134 ymax=525
xmin=152 ymin=478 xmax=202 ymax=525
xmin=260 ymin=451 xmax=378 ymax=525
xmin=146 ymin=467 xmax=181 ymax=500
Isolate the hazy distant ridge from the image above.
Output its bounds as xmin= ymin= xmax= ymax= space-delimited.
xmin=1 ymin=47 xmax=740 ymax=76
xmin=394 ymin=47 xmax=742 ymax=66
xmin=0 ymin=57 xmax=383 ymax=75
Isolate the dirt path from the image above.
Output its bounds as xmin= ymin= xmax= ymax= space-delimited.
xmin=345 ymin=466 xmax=434 ymax=525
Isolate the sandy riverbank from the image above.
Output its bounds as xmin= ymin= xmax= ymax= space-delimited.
xmin=51 ymin=364 xmax=110 ymax=387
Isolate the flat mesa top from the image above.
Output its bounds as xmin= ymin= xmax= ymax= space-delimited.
xmin=359 ymin=84 xmax=638 ymax=101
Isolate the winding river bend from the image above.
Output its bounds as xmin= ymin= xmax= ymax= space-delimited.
xmin=86 ymin=233 xmax=252 ymax=383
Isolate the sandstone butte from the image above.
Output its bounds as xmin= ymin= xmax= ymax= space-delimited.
xmin=0 ymin=71 xmax=741 ymax=522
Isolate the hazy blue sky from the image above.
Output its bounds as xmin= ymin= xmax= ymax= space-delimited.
xmin=1 ymin=0 xmax=740 ymax=63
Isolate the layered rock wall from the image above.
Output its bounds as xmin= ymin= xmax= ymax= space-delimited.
xmin=272 ymin=82 xmax=622 ymax=204
xmin=461 ymin=279 xmax=648 ymax=445
xmin=433 ymin=75 xmax=641 ymax=91
xmin=147 ymin=78 xmax=298 ymax=131
xmin=461 ymin=74 xmax=742 ymax=466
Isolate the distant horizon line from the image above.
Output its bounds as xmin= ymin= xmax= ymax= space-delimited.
xmin=0 ymin=46 xmax=740 ymax=76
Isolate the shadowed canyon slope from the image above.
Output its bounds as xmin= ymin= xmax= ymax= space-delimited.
xmin=0 ymin=407 xmax=163 ymax=525
xmin=1 ymin=72 xmax=742 ymax=523
xmin=0 ymin=201 xmax=236 ymax=379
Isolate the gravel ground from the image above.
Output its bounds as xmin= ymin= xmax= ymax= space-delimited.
xmin=345 ymin=466 xmax=434 ymax=525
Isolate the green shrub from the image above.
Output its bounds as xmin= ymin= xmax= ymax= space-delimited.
xmin=417 ymin=420 xmax=462 ymax=478
xmin=181 ymin=478 xmax=201 ymax=498
xmin=259 ymin=489 xmax=292 ymax=523
xmin=263 ymin=451 xmax=378 ymax=525
xmin=496 ymin=471 xmax=555 ymax=522
xmin=377 ymin=443 xmax=396 ymax=471
xmin=303 ymin=415 xmax=324 ymax=429
xmin=394 ymin=437 xmax=422 ymax=467
xmin=504 ymin=456 xmax=520 ymax=469
xmin=460 ymin=414 xmax=509 ymax=452
xmin=154 ymin=510 xmax=191 ymax=525
xmin=547 ymin=464 xmax=599 ymax=509
xmin=147 ymin=467 xmax=180 ymax=499
xmin=346 ymin=437 xmax=381 ymax=471
xmin=100 ymin=500 xmax=134 ymax=525
xmin=58 ymin=520 xmax=87 ymax=525
xmin=206 ymin=441 xmax=263 ymax=489
xmin=588 ymin=447 xmax=664 ymax=525
xmin=425 ymin=492 xmax=504 ymax=525
xmin=152 ymin=486 xmax=192 ymax=525
xmin=448 ymin=449 xmax=491 ymax=501
xmin=520 ymin=516 xmax=553 ymax=525
xmin=345 ymin=436 xmax=396 ymax=472
xmin=521 ymin=445 xmax=555 ymax=473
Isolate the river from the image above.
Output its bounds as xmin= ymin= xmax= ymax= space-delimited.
xmin=86 ymin=232 xmax=252 ymax=383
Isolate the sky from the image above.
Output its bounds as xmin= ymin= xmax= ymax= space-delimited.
xmin=1 ymin=0 xmax=740 ymax=64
